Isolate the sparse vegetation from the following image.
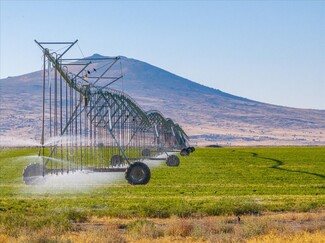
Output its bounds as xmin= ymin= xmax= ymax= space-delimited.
xmin=0 ymin=213 xmax=323 ymax=242
xmin=0 ymin=146 xmax=324 ymax=241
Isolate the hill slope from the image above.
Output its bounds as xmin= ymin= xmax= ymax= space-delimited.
xmin=0 ymin=55 xmax=324 ymax=146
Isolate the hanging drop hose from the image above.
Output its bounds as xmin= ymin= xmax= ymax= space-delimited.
xmin=26 ymin=40 xmax=191 ymax=186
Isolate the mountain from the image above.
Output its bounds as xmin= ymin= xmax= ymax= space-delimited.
xmin=1 ymin=54 xmax=324 ymax=146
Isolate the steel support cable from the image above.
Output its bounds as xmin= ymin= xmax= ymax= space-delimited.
xmin=85 ymin=59 xmax=114 ymax=75
xmin=36 ymin=40 xmax=190 ymax=179
xmin=40 ymin=48 xmax=84 ymax=94
xmin=87 ymin=94 xmax=102 ymax=118
xmin=54 ymin=44 xmax=72 ymax=54
xmin=76 ymin=42 xmax=85 ymax=58
xmin=92 ymin=58 xmax=119 ymax=86
xmin=90 ymin=93 xmax=130 ymax=164
xmin=102 ymin=93 xmax=141 ymax=133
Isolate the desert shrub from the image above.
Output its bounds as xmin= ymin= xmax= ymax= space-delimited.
xmin=247 ymin=231 xmax=325 ymax=243
xmin=242 ymin=218 xmax=275 ymax=238
xmin=127 ymin=219 xmax=163 ymax=239
xmin=167 ymin=219 xmax=194 ymax=237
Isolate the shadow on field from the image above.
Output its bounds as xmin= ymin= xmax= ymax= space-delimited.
xmin=250 ymin=152 xmax=325 ymax=179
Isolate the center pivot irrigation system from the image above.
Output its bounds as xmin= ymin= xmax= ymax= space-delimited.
xmin=23 ymin=40 xmax=195 ymax=185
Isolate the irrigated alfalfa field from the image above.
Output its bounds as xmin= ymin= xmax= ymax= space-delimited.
xmin=0 ymin=147 xmax=324 ymax=242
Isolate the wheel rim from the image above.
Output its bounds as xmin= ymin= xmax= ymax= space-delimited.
xmin=142 ymin=148 xmax=151 ymax=157
xmin=180 ymin=149 xmax=189 ymax=156
xmin=167 ymin=155 xmax=180 ymax=166
xmin=23 ymin=163 xmax=44 ymax=185
xmin=130 ymin=167 xmax=145 ymax=183
xmin=110 ymin=155 xmax=124 ymax=167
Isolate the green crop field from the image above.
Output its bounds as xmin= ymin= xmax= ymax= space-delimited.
xmin=0 ymin=147 xmax=324 ymax=241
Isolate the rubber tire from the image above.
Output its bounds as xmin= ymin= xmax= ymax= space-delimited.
xmin=142 ymin=148 xmax=151 ymax=157
xmin=23 ymin=163 xmax=44 ymax=185
xmin=166 ymin=155 xmax=180 ymax=167
xmin=180 ymin=148 xmax=190 ymax=156
xmin=125 ymin=162 xmax=151 ymax=185
xmin=110 ymin=154 xmax=124 ymax=167
xmin=189 ymin=147 xmax=195 ymax=152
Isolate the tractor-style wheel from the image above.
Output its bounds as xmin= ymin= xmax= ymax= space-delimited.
xmin=110 ymin=154 xmax=124 ymax=167
xmin=180 ymin=148 xmax=190 ymax=156
xmin=166 ymin=155 xmax=180 ymax=167
xmin=189 ymin=147 xmax=195 ymax=152
xmin=125 ymin=162 xmax=151 ymax=185
xmin=23 ymin=163 xmax=45 ymax=185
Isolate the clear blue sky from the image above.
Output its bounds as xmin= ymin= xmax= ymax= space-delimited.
xmin=1 ymin=0 xmax=324 ymax=109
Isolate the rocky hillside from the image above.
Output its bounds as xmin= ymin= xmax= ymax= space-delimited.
xmin=1 ymin=55 xmax=324 ymax=146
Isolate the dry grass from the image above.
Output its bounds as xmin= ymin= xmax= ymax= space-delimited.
xmin=247 ymin=231 xmax=325 ymax=243
xmin=0 ymin=212 xmax=324 ymax=242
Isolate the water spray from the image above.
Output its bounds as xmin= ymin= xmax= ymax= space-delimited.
xmin=23 ymin=40 xmax=195 ymax=186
